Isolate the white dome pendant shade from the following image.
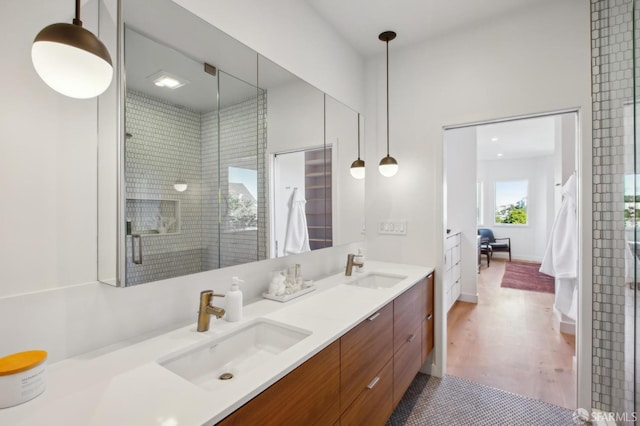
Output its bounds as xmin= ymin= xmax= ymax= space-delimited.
xmin=379 ymin=155 xmax=398 ymax=177
xmin=378 ymin=31 xmax=399 ymax=177
xmin=31 ymin=1 xmax=113 ymax=99
xmin=350 ymin=158 xmax=365 ymax=179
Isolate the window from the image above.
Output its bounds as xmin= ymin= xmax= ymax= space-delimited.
xmin=624 ymin=174 xmax=640 ymax=228
xmin=495 ymin=180 xmax=528 ymax=225
xmin=228 ymin=166 xmax=258 ymax=230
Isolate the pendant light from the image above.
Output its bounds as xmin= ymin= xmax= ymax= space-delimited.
xmin=378 ymin=31 xmax=399 ymax=177
xmin=31 ymin=0 xmax=113 ymax=99
xmin=350 ymin=113 xmax=365 ymax=179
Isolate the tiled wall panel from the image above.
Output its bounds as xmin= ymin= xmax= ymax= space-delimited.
xmin=125 ymin=90 xmax=203 ymax=285
xmin=591 ymin=0 xmax=637 ymax=414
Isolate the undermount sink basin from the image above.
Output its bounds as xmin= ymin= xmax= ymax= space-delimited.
xmin=347 ymin=272 xmax=406 ymax=289
xmin=158 ymin=319 xmax=311 ymax=390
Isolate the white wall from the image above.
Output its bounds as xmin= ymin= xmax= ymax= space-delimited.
xmin=0 ymin=0 xmax=100 ymax=297
xmin=444 ymin=127 xmax=478 ymax=300
xmin=173 ymin=0 xmax=365 ymax=113
xmin=478 ymin=155 xmax=554 ymax=262
xmin=363 ymin=0 xmax=591 ymax=376
xmin=0 ymin=0 xmax=365 ymax=362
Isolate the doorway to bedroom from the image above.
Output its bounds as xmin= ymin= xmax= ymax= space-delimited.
xmin=442 ymin=111 xmax=579 ymax=409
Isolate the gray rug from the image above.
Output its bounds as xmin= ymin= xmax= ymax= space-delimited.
xmin=387 ymin=374 xmax=582 ymax=426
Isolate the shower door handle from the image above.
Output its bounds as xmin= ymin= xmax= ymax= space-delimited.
xmin=132 ymin=234 xmax=143 ymax=264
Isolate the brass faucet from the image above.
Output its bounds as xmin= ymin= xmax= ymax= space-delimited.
xmin=197 ymin=290 xmax=226 ymax=332
xmin=345 ymin=253 xmax=364 ymax=276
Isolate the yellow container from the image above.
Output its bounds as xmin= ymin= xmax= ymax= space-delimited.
xmin=0 ymin=350 xmax=47 ymax=408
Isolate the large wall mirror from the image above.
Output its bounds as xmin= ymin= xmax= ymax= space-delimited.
xmin=98 ymin=0 xmax=364 ymax=287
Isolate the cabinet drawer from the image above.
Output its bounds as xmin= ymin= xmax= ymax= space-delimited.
xmin=393 ymin=283 xmax=423 ymax=352
xmin=452 ymin=280 xmax=461 ymax=300
xmin=340 ymin=359 xmax=393 ymax=426
xmin=452 ymin=245 xmax=461 ymax=265
xmin=425 ymin=273 xmax=434 ymax=315
xmin=218 ymin=340 xmax=340 ymax=426
xmin=341 ymin=303 xmax=393 ymax=412
xmin=452 ymin=263 xmax=461 ymax=281
xmin=445 ymin=233 xmax=460 ymax=250
xmin=393 ymin=323 xmax=422 ymax=408
xmin=422 ymin=312 xmax=434 ymax=363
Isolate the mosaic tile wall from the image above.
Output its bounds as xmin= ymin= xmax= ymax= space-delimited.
xmin=125 ymin=88 xmax=267 ymax=285
xmin=125 ymin=90 xmax=203 ymax=285
xmin=591 ymin=0 xmax=638 ymax=414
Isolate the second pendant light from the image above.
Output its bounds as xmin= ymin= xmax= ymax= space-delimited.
xmin=378 ymin=31 xmax=398 ymax=177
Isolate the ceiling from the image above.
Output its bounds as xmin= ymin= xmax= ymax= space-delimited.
xmin=305 ymin=0 xmax=550 ymax=56
xmin=476 ymin=116 xmax=556 ymax=161
xmin=125 ymin=0 xmax=297 ymax=112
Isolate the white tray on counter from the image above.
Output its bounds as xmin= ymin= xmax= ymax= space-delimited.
xmin=262 ymin=285 xmax=316 ymax=302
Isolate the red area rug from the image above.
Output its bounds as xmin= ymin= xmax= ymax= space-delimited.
xmin=500 ymin=261 xmax=555 ymax=293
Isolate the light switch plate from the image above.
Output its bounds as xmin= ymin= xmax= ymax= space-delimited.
xmin=378 ymin=221 xmax=407 ymax=235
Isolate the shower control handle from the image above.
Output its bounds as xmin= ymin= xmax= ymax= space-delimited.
xmin=132 ymin=234 xmax=143 ymax=265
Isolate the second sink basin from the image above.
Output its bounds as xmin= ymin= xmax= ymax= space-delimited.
xmin=158 ymin=319 xmax=311 ymax=390
xmin=347 ymin=272 xmax=406 ymax=289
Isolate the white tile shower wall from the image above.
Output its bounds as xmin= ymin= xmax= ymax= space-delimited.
xmin=591 ymin=0 xmax=636 ymax=414
xmin=125 ymin=90 xmax=204 ymax=285
xmin=0 ymin=242 xmax=363 ymax=364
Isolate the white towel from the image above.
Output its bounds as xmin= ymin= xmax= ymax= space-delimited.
xmin=284 ymin=188 xmax=310 ymax=255
xmin=540 ymin=174 xmax=578 ymax=321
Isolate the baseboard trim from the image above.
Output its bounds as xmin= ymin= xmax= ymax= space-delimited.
xmin=458 ymin=292 xmax=478 ymax=304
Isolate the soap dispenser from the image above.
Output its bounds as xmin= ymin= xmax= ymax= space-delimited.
xmin=225 ymin=277 xmax=243 ymax=322
xmin=355 ymin=248 xmax=365 ymax=272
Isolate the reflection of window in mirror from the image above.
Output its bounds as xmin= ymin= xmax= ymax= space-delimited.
xmin=495 ymin=180 xmax=528 ymax=225
xmin=272 ymin=147 xmax=332 ymax=257
xmin=228 ymin=166 xmax=258 ymax=230
xmin=476 ymin=181 xmax=483 ymax=225
xmin=624 ymin=174 xmax=640 ymax=229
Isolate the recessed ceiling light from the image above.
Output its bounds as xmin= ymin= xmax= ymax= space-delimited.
xmin=497 ymin=153 xmax=503 ymax=157
xmin=491 ymin=137 xmax=499 ymax=142
xmin=148 ymin=71 xmax=189 ymax=90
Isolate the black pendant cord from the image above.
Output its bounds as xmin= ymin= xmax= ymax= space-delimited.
xmin=385 ymin=39 xmax=390 ymax=158
xmin=73 ymin=0 xmax=82 ymax=26
xmin=357 ymin=113 xmax=361 ymax=160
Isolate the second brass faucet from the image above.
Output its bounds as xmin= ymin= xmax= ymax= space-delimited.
xmin=345 ymin=253 xmax=364 ymax=276
xmin=197 ymin=290 xmax=225 ymax=332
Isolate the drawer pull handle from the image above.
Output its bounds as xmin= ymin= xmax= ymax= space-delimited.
xmin=426 ymin=314 xmax=433 ymax=321
xmin=367 ymin=312 xmax=381 ymax=321
xmin=407 ymin=334 xmax=416 ymax=343
xmin=366 ymin=376 xmax=380 ymax=389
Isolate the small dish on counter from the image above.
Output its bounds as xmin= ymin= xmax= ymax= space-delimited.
xmin=262 ymin=284 xmax=315 ymax=302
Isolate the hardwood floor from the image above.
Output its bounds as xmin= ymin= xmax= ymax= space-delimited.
xmin=446 ymin=258 xmax=577 ymax=409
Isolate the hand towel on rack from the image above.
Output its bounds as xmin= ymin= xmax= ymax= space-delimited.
xmin=284 ymin=188 xmax=310 ymax=255
xmin=540 ymin=173 xmax=578 ymax=321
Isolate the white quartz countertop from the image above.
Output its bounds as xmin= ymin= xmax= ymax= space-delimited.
xmin=0 ymin=261 xmax=433 ymax=426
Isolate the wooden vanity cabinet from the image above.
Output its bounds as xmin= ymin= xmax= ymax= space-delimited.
xmin=340 ymin=303 xmax=393 ymax=412
xmin=392 ymin=281 xmax=424 ymax=408
xmin=217 ymin=340 xmax=340 ymax=426
xmin=422 ymin=272 xmax=435 ymax=363
xmin=217 ymin=274 xmax=434 ymax=426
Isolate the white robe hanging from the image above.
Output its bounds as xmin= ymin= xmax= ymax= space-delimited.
xmin=284 ymin=188 xmax=311 ymax=255
xmin=540 ymin=174 xmax=578 ymax=321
